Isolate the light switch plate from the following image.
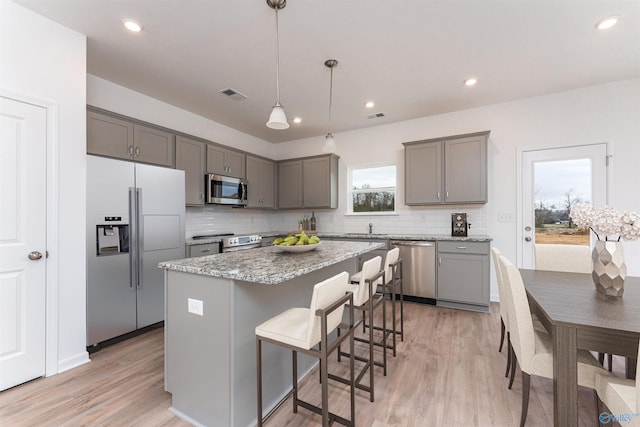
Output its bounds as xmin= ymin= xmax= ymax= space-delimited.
xmin=188 ymin=298 xmax=204 ymax=316
xmin=498 ymin=212 xmax=514 ymax=222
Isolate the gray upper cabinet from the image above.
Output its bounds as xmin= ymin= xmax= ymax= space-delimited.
xmin=246 ymin=155 xmax=275 ymax=209
xmin=87 ymin=110 xmax=174 ymax=167
xmin=405 ymin=142 xmax=442 ymax=204
xmin=206 ymin=144 xmax=245 ymax=179
xmin=278 ymin=155 xmax=338 ymax=209
xmin=175 ymin=136 xmax=206 ymax=206
xmin=277 ymin=160 xmax=303 ymax=209
xmin=404 ymin=131 xmax=489 ymax=205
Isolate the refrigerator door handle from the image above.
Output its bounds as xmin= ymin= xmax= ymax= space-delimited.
xmin=136 ymin=188 xmax=143 ymax=289
xmin=128 ymin=187 xmax=137 ymax=289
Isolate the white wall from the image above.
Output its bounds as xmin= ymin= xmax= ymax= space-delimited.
xmin=85 ymin=52 xmax=640 ymax=303
xmin=1 ymin=1 xmax=89 ymax=372
xmin=274 ymin=79 xmax=640 ymax=300
xmin=87 ymin=75 xmax=275 ymax=159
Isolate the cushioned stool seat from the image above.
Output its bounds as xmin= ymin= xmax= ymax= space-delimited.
xmin=256 ymin=271 xmax=356 ymax=427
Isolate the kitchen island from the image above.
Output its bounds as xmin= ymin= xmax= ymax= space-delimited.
xmin=159 ymin=240 xmax=383 ymax=427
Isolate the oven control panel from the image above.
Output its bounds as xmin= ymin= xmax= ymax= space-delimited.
xmin=223 ymin=234 xmax=262 ymax=248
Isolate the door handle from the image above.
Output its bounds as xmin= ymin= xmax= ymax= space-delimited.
xmin=28 ymin=251 xmax=43 ymax=260
xmin=525 ymin=237 xmax=532 ymax=242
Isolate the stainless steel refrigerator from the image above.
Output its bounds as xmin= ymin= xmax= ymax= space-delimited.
xmin=86 ymin=155 xmax=185 ymax=347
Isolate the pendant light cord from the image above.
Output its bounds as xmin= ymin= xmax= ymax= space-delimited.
xmin=274 ymin=7 xmax=281 ymax=105
xmin=327 ymin=65 xmax=333 ymax=134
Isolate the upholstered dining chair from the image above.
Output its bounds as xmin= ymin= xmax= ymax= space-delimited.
xmin=534 ymin=243 xmax=613 ymax=371
xmin=595 ymin=340 xmax=640 ymax=427
xmin=491 ymin=247 xmax=512 ymax=378
xmin=499 ymin=254 xmax=612 ymax=426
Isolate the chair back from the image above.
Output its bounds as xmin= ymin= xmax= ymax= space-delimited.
xmin=534 ymin=243 xmax=591 ymax=273
xmin=383 ymin=247 xmax=400 ymax=285
xmin=491 ymin=247 xmax=508 ymax=326
xmin=500 ymin=255 xmax=536 ymax=373
xmin=354 ymin=256 xmax=382 ymax=306
xmin=305 ymin=271 xmax=350 ymax=349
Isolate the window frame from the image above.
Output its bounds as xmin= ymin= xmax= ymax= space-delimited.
xmin=347 ymin=162 xmax=397 ymax=215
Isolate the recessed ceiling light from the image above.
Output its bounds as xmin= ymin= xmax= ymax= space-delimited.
xmin=123 ymin=18 xmax=143 ymax=33
xmin=595 ymin=15 xmax=619 ymax=30
xmin=464 ymin=78 xmax=477 ymax=86
xmin=292 ymin=117 xmax=302 ymax=124
xmin=365 ymin=101 xmax=375 ymax=108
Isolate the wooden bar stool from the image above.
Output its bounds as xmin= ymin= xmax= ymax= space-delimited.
xmin=256 ymin=271 xmax=356 ymax=427
xmin=335 ymin=256 xmax=385 ymax=402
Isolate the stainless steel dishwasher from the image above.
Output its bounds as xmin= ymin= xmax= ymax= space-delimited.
xmin=391 ymin=241 xmax=436 ymax=303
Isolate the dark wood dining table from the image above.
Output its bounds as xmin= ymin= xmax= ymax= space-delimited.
xmin=520 ymin=269 xmax=640 ymax=427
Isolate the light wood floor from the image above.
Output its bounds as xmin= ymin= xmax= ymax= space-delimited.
xmin=0 ymin=302 xmax=622 ymax=426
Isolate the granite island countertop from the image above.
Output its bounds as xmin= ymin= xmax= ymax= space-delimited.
xmin=185 ymin=232 xmax=492 ymax=246
xmin=160 ymin=240 xmax=383 ymax=285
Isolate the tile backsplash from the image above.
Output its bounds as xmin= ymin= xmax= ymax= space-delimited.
xmin=186 ymin=205 xmax=487 ymax=237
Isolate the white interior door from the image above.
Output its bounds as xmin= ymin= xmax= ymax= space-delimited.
xmin=520 ymin=144 xmax=607 ymax=268
xmin=0 ymin=97 xmax=47 ymax=391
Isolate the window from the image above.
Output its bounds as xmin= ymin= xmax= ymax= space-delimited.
xmin=349 ymin=164 xmax=396 ymax=214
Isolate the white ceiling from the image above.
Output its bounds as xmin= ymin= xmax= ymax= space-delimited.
xmin=15 ymin=0 xmax=640 ymax=143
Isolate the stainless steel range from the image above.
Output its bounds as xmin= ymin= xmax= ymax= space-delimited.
xmin=221 ymin=234 xmax=262 ymax=252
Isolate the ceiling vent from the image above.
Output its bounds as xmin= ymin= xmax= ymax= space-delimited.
xmin=218 ymin=88 xmax=248 ymax=101
xmin=367 ymin=112 xmax=386 ymax=119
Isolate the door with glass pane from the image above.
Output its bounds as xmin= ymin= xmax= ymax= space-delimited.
xmin=520 ymin=144 xmax=607 ymax=268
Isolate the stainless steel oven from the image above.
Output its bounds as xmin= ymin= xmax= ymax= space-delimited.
xmin=221 ymin=234 xmax=262 ymax=252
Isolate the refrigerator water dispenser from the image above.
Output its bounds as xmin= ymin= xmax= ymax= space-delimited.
xmin=96 ymin=224 xmax=129 ymax=256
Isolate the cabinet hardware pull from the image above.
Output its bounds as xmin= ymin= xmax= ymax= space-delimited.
xmin=437 ymin=191 xmax=440 ymax=200
xmin=457 ymin=246 xmax=468 ymax=249
xmin=201 ymin=249 xmax=211 ymax=253
xmin=438 ymin=257 xmax=442 ymax=266
xmin=128 ymin=145 xmax=134 ymax=156
xmin=134 ymin=146 xmax=140 ymax=157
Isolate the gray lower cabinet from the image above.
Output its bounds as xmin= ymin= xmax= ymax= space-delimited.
xmin=436 ymin=241 xmax=490 ymax=312
xmin=246 ymin=156 xmax=275 ymax=208
xmin=404 ymin=131 xmax=489 ymax=205
xmin=87 ymin=110 xmax=174 ymax=167
xmin=186 ymin=242 xmax=220 ymax=258
xmin=206 ymin=144 xmax=245 ymax=179
xmin=278 ymin=155 xmax=339 ymax=209
xmin=175 ymin=136 xmax=206 ymax=206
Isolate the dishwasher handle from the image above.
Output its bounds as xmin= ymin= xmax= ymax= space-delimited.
xmin=391 ymin=241 xmax=434 ymax=247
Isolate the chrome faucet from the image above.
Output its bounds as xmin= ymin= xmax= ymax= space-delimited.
xmin=369 ymin=223 xmax=373 ymax=234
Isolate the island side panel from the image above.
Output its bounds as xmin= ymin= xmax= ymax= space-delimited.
xmin=232 ymin=258 xmax=358 ymax=427
xmin=166 ymin=270 xmax=233 ymax=427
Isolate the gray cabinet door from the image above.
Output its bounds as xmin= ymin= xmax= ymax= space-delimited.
xmin=206 ymin=144 xmax=245 ymax=179
xmin=246 ymin=156 xmax=275 ymax=208
xmin=87 ymin=111 xmax=175 ymax=167
xmin=87 ymin=111 xmax=134 ymax=160
xmin=303 ymin=157 xmax=332 ymax=208
xmin=444 ymin=135 xmax=487 ymax=203
xmin=175 ymin=136 xmax=206 ymax=205
xmin=437 ymin=242 xmax=489 ymax=310
xmin=405 ymin=142 xmax=441 ymax=205
xmin=133 ymin=124 xmax=174 ymax=167
xmin=278 ymin=160 xmax=302 ymax=208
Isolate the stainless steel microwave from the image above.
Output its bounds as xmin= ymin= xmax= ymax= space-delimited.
xmin=206 ymin=174 xmax=247 ymax=206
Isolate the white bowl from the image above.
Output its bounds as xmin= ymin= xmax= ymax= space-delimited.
xmin=275 ymin=241 xmax=321 ymax=253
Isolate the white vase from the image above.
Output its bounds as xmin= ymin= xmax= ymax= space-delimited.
xmin=591 ymin=240 xmax=626 ymax=297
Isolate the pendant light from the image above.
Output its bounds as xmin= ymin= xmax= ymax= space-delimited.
xmin=266 ymin=0 xmax=289 ymax=130
xmin=322 ymin=59 xmax=338 ymax=153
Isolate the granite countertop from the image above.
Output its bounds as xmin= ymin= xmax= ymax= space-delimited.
xmin=260 ymin=231 xmax=493 ymax=243
xmin=185 ymin=232 xmax=492 ymax=246
xmin=159 ymin=240 xmax=383 ymax=285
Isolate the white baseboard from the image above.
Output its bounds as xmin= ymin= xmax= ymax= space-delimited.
xmin=55 ymin=351 xmax=90 ymax=375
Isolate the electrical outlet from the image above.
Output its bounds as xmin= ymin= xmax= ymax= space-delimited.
xmin=498 ymin=212 xmax=514 ymax=222
xmin=188 ymin=298 xmax=203 ymax=316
